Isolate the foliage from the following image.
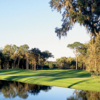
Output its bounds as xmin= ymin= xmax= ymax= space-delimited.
xmin=67 ymin=42 xmax=84 ymax=69
xmin=50 ymin=0 xmax=100 ymax=38
xmin=70 ymin=65 xmax=75 ymax=69
xmin=56 ymin=57 xmax=76 ymax=69
xmin=44 ymin=61 xmax=57 ymax=69
xmin=0 ymin=44 xmax=53 ymax=70
xmin=84 ymin=32 xmax=100 ymax=76
xmin=49 ymin=63 xmax=54 ymax=69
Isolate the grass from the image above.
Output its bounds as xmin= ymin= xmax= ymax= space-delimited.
xmin=0 ymin=68 xmax=100 ymax=92
xmin=0 ymin=68 xmax=91 ymax=78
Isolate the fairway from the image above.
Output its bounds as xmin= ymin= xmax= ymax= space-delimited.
xmin=0 ymin=69 xmax=91 ymax=78
xmin=0 ymin=69 xmax=100 ymax=92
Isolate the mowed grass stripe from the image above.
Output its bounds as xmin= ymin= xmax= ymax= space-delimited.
xmin=0 ymin=69 xmax=100 ymax=92
xmin=0 ymin=69 xmax=91 ymax=78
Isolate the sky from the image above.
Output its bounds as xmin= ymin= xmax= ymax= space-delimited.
xmin=0 ymin=0 xmax=90 ymax=61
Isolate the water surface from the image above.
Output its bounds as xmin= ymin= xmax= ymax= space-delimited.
xmin=0 ymin=80 xmax=100 ymax=100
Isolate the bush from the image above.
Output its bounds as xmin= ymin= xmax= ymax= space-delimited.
xmin=70 ymin=65 xmax=75 ymax=69
xmin=49 ymin=63 xmax=54 ymax=69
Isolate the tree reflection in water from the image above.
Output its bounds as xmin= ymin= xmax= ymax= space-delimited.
xmin=67 ymin=90 xmax=100 ymax=100
xmin=0 ymin=80 xmax=51 ymax=99
xmin=0 ymin=80 xmax=100 ymax=100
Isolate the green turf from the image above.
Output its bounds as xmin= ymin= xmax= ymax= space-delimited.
xmin=0 ymin=69 xmax=100 ymax=92
xmin=0 ymin=69 xmax=91 ymax=78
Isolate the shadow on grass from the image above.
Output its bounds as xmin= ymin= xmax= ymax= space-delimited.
xmin=35 ymin=70 xmax=91 ymax=78
xmin=0 ymin=69 xmax=32 ymax=75
xmin=1 ymin=75 xmax=94 ymax=92
xmin=0 ymin=69 xmax=91 ymax=80
xmin=3 ymin=74 xmax=42 ymax=81
xmin=68 ymin=79 xmax=91 ymax=88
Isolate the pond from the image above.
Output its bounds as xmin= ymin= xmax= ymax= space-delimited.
xmin=0 ymin=80 xmax=100 ymax=100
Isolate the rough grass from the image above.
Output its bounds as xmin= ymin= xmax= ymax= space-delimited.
xmin=0 ymin=69 xmax=100 ymax=92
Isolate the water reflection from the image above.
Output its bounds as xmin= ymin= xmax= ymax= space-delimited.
xmin=0 ymin=80 xmax=51 ymax=99
xmin=0 ymin=80 xmax=100 ymax=100
xmin=67 ymin=90 xmax=100 ymax=100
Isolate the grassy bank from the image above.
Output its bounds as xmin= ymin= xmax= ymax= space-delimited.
xmin=0 ymin=69 xmax=100 ymax=92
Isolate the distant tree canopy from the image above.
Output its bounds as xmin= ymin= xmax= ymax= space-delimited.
xmin=0 ymin=44 xmax=54 ymax=70
xmin=56 ymin=57 xmax=76 ymax=69
xmin=50 ymin=0 xmax=100 ymax=38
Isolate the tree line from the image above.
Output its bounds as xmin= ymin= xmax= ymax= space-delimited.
xmin=0 ymin=44 xmax=53 ymax=70
xmin=67 ymin=33 xmax=100 ymax=76
xmin=45 ymin=33 xmax=100 ymax=76
xmin=0 ymin=34 xmax=100 ymax=76
xmin=45 ymin=57 xmax=78 ymax=69
xmin=49 ymin=0 xmax=100 ymax=76
xmin=45 ymin=57 xmax=84 ymax=70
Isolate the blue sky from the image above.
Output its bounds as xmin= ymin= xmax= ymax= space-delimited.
xmin=0 ymin=0 xmax=90 ymax=61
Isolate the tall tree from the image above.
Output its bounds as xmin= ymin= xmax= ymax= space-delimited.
xmin=67 ymin=42 xmax=84 ymax=69
xmin=20 ymin=44 xmax=29 ymax=69
xmin=29 ymin=53 xmax=37 ymax=70
xmin=0 ymin=50 xmax=3 ymax=69
xmin=85 ymin=32 xmax=100 ymax=76
xmin=10 ymin=45 xmax=18 ymax=68
xmin=17 ymin=46 xmax=23 ymax=68
xmin=40 ymin=50 xmax=54 ymax=69
xmin=50 ymin=0 xmax=100 ymax=38
xmin=30 ymin=48 xmax=41 ymax=70
xmin=2 ymin=45 xmax=12 ymax=69
xmin=56 ymin=57 xmax=68 ymax=69
xmin=77 ymin=43 xmax=88 ymax=70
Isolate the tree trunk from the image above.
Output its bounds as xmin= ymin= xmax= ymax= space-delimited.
xmin=34 ymin=64 xmax=36 ymax=70
xmin=12 ymin=63 xmax=14 ymax=69
xmin=3 ymin=63 xmax=4 ymax=69
xmin=41 ymin=62 xmax=44 ymax=70
xmin=83 ymin=63 xmax=84 ymax=70
xmin=7 ymin=62 xmax=9 ymax=69
xmin=22 ymin=65 xmax=24 ymax=69
xmin=76 ymin=56 xmax=77 ymax=70
xmin=41 ymin=65 xmax=43 ymax=70
xmin=37 ymin=64 xmax=38 ymax=70
xmin=26 ymin=56 xmax=29 ymax=69
xmin=32 ymin=64 xmax=33 ymax=70
xmin=18 ymin=58 xmax=21 ymax=68
xmin=32 ymin=64 xmax=34 ymax=70
xmin=14 ymin=60 xmax=16 ymax=69
xmin=0 ymin=58 xmax=1 ymax=69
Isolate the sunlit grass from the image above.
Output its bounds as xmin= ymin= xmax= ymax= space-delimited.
xmin=0 ymin=68 xmax=91 ymax=78
xmin=0 ymin=69 xmax=100 ymax=92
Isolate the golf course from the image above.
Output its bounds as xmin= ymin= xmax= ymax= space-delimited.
xmin=0 ymin=69 xmax=100 ymax=92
